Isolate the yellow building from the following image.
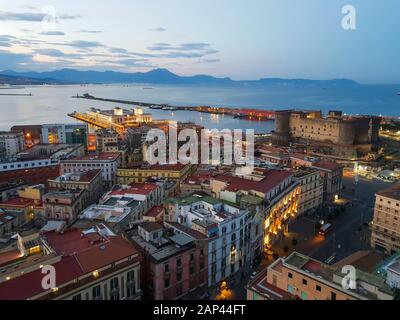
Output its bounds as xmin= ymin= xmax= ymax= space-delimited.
xmin=117 ymin=163 xmax=195 ymax=184
xmin=247 ymin=251 xmax=393 ymax=300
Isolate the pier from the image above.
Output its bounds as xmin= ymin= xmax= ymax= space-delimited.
xmin=73 ymin=93 xmax=275 ymax=120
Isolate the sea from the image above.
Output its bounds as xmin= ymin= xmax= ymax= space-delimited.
xmin=0 ymin=84 xmax=399 ymax=133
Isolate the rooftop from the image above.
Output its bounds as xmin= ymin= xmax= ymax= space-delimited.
xmin=165 ymin=193 xmax=221 ymax=206
xmin=62 ymin=152 xmax=121 ymax=162
xmin=109 ymin=183 xmax=158 ymax=196
xmin=376 ymin=184 xmax=400 ymax=201
xmin=312 ymin=160 xmax=343 ymax=172
xmin=140 ymin=222 xmax=163 ymax=233
xmin=213 ymin=169 xmax=293 ymax=194
xmin=144 ymin=206 xmax=164 ymax=218
xmin=50 ymin=170 xmax=101 ymax=183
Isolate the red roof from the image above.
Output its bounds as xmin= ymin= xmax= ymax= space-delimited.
xmin=144 ymin=206 xmax=164 ymax=218
xmin=0 ymin=228 xmax=140 ymax=300
xmin=0 ymin=255 xmax=83 ymax=300
xmin=0 ymin=165 xmax=60 ymax=185
xmin=313 ymin=160 xmax=343 ymax=171
xmin=43 ymin=229 xmax=138 ymax=272
xmin=0 ymin=197 xmax=34 ymax=208
xmin=213 ymin=169 xmax=293 ymax=194
xmin=110 ymin=183 xmax=158 ymax=196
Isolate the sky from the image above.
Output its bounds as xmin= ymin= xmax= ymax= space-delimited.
xmin=0 ymin=0 xmax=399 ymax=84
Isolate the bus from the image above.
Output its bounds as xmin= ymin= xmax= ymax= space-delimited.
xmin=318 ymin=223 xmax=333 ymax=238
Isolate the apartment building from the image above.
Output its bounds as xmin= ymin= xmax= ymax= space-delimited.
xmin=164 ymin=193 xmax=249 ymax=287
xmin=292 ymin=167 xmax=323 ymax=215
xmin=60 ymin=152 xmax=122 ymax=187
xmin=117 ymin=163 xmax=194 ymax=184
xmin=0 ymin=131 xmax=24 ymax=160
xmin=130 ymin=222 xmax=207 ymax=300
xmin=42 ymin=189 xmax=87 ymax=223
xmin=371 ymin=184 xmax=400 ymax=254
xmin=247 ymin=251 xmax=393 ymax=300
xmin=48 ymin=169 xmax=103 ymax=206
xmin=0 ymin=226 xmax=142 ymax=300
xmin=210 ymin=169 xmax=301 ymax=251
xmin=41 ymin=124 xmax=87 ymax=145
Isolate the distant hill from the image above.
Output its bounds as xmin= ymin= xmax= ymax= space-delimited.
xmin=0 ymin=68 xmax=359 ymax=87
xmin=0 ymin=73 xmax=68 ymax=85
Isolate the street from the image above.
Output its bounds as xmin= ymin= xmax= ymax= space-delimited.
xmin=225 ymin=175 xmax=393 ymax=300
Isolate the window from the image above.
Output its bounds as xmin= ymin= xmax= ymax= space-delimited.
xmin=302 ymin=279 xmax=308 ymax=285
xmin=110 ymin=277 xmax=120 ymax=300
xmin=177 ymin=258 xmax=182 ymax=267
xmin=177 ymin=271 xmax=182 ymax=281
xmin=331 ymin=292 xmax=337 ymax=300
xmin=164 ymin=264 xmax=170 ymax=272
xmin=72 ymin=294 xmax=81 ymax=300
xmin=164 ymin=278 xmax=170 ymax=288
xmin=190 ymin=253 xmax=194 ymax=262
xmin=316 ymin=285 xmax=321 ymax=292
xmin=92 ymin=285 xmax=101 ymax=299
xmin=288 ymin=272 xmax=293 ymax=279
xmin=287 ymin=285 xmax=294 ymax=294
xmin=127 ymin=271 xmax=136 ymax=298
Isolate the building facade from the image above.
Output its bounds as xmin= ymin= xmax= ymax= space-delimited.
xmin=41 ymin=124 xmax=87 ymax=145
xmin=247 ymin=251 xmax=393 ymax=300
xmin=371 ymin=184 xmax=400 ymax=254
xmin=60 ymin=152 xmax=122 ymax=187
xmin=0 ymin=131 xmax=24 ymax=160
xmin=42 ymin=189 xmax=87 ymax=223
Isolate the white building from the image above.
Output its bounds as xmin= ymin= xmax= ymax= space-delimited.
xmin=165 ymin=194 xmax=250 ymax=287
xmin=0 ymin=132 xmax=24 ymax=160
xmin=387 ymin=260 xmax=400 ymax=289
xmin=60 ymin=152 xmax=122 ymax=187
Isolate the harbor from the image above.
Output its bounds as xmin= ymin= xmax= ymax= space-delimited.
xmin=73 ymin=93 xmax=276 ymax=120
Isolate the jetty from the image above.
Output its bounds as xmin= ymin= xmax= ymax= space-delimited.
xmin=73 ymin=93 xmax=275 ymax=120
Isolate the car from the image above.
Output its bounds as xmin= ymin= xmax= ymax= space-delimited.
xmin=250 ymin=271 xmax=258 ymax=280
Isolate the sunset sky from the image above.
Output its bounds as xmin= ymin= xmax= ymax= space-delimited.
xmin=0 ymin=0 xmax=399 ymax=83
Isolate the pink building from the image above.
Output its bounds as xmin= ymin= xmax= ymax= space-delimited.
xmin=131 ymin=222 xmax=208 ymax=300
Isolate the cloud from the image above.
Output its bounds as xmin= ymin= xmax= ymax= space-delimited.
xmin=0 ymin=50 xmax=34 ymax=70
xmin=34 ymin=48 xmax=65 ymax=57
xmin=109 ymin=47 xmax=128 ymax=54
xmin=149 ymin=27 xmax=167 ymax=32
xmin=77 ymin=30 xmax=104 ymax=34
xmin=0 ymin=11 xmax=80 ymax=22
xmin=40 ymin=31 xmax=65 ymax=36
xmin=0 ymin=35 xmax=15 ymax=47
xmin=100 ymin=58 xmax=154 ymax=68
xmin=67 ymin=40 xmax=102 ymax=48
xmin=148 ymin=42 xmax=212 ymax=52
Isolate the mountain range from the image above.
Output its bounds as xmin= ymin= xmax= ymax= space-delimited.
xmin=0 ymin=68 xmax=359 ymax=87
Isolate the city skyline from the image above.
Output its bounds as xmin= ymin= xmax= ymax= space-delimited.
xmin=0 ymin=0 xmax=400 ymax=84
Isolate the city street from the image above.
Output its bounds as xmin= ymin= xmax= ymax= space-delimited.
xmin=276 ymin=175 xmax=393 ymax=263
xmin=219 ymin=174 xmax=394 ymax=300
